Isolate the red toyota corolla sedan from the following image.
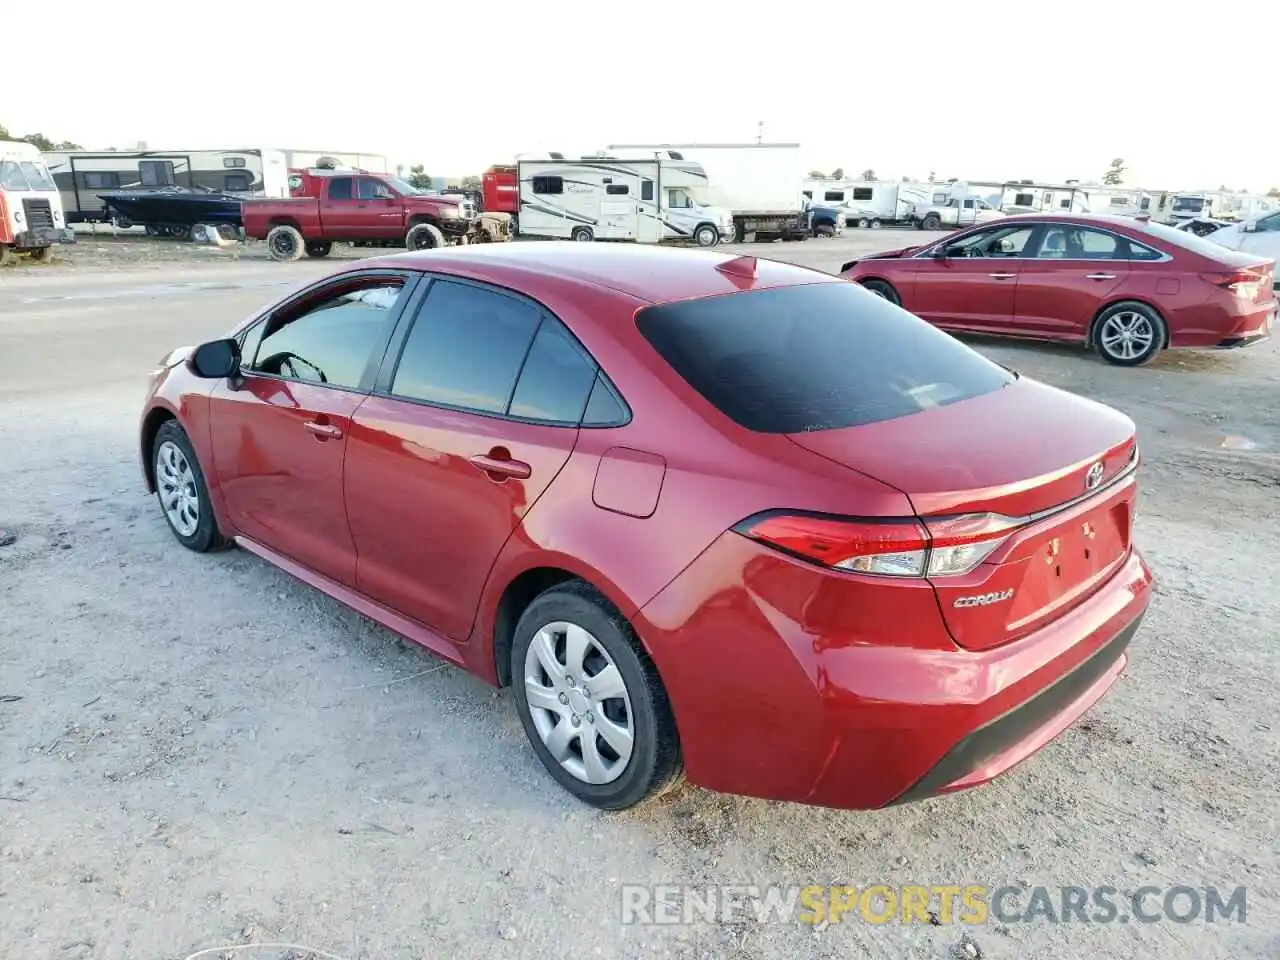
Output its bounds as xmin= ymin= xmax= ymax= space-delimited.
xmin=841 ymin=213 xmax=1275 ymax=366
xmin=140 ymin=243 xmax=1152 ymax=810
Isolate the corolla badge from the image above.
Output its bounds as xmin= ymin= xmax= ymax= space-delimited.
xmin=953 ymin=589 xmax=1015 ymax=608
xmin=1085 ymin=461 xmax=1105 ymax=490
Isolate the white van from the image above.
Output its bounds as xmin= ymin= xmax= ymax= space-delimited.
xmin=1 ymin=140 xmax=74 ymax=264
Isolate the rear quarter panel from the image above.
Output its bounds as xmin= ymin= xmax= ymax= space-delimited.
xmin=242 ymin=198 xmax=322 ymax=239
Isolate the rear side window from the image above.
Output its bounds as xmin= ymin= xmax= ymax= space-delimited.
xmin=636 ymin=283 xmax=1014 ymax=434
xmin=391 ymin=279 xmax=541 ymax=414
xmin=508 ymin=319 xmax=598 ymax=422
xmin=327 ymin=177 xmax=353 ymax=200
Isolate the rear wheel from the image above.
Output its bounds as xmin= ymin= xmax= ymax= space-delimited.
xmin=1093 ymin=302 xmax=1165 ymax=366
xmin=305 ymin=239 xmax=332 ymax=258
xmin=859 ymin=278 xmax=901 ymax=306
xmin=511 ymin=582 xmax=683 ymax=810
xmin=857 ymin=217 xmax=871 ymax=229
xmin=815 ymin=223 xmax=835 ymax=238
xmin=266 ymin=224 xmax=305 ymax=261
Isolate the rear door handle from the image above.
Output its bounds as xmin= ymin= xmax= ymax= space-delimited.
xmin=988 ymin=272 xmax=1016 ymax=279
xmin=469 ymin=454 xmax=531 ymax=480
xmin=1085 ymin=272 xmax=1117 ymax=280
xmin=303 ymin=420 xmax=343 ymax=440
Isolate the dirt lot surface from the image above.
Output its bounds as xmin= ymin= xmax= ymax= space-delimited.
xmin=2 ymin=232 xmax=1278 ymax=960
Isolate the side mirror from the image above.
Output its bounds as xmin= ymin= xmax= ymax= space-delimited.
xmin=189 ymin=338 xmax=241 ymax=379
xmin=1242 ymin=221 xmax=1258 ymax=233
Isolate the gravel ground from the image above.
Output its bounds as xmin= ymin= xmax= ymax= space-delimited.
xmin=1 ymin=232 xmax=1278 ymax=960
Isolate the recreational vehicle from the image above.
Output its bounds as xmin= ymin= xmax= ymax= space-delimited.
xmin=44 ymin=148 xmax=290 ymax=223
xmin=998 ymin=182 xmax=1094 ymax=214
xmin=802 ymin=179 xmax=934 ymax=226
xmin=515 ymin=152 xmax=734 ymax=246
xmin=0 ymin=140 xmax=74 ymax=264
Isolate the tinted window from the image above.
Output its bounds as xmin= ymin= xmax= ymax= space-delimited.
xmin=250 ymin=280 xmax=405 ymax=389
xmin=636 ymin=283 xmax=1013 ymax=434
xmin=605 ymin=184 xmax=630 ymax=196
xmin=328 ymin=177 xmax=353 ymax=200
xmin=391 ymin=280 xmax=540 ymax=414
xmin=949 ymin=225 xmax=1035 ymax=257
xmin=852 ymin=187 xmax=874 ymax=201
xmin=532 ymin=176 xmax=563 ymax=195
xmin=508 ymin=319 xmax=598 ymax=422
xmin=583 ymin=375 xmax=628 ymax=426
xmin=358 ymin=178 xmax=393 ymax=200
xmin=641 ymin=180 xmax=654 ymax=202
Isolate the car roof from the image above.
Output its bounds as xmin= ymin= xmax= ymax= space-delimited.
xmin=355 ymin=242 xmax=840 ymax=305
xmin=993 ymin=212 xmax=1151 ymax=230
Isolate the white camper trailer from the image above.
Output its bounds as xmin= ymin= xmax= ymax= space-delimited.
xmin=515 ymin=152 xmax=733 ymax=245
xmin=802 ymin=179 xmax=935 ymax=226
xmin=44 ymin=147 xmax=290 ymax=223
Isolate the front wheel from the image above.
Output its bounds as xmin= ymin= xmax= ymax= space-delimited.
xmin=29 ymin=246 xmax=55 ymax=263
xmin=859 ymin=278 xmax=901 ymax=306
xmin=511 ymin=582 xmax=683 ymax=810
xmin=152 ymin=420 xmax=228 ymax=553
xmin=1093 ymin=302 xmax=1165 ymax=366
xmin=694 ymin=224 xmax=719 ymax=247
xmin=571 ymin=226 xmax=594 ymax=242
xmin=814 ymin=223 xmax=835 ymax=238
xmin=922 ymin=213 xmax=942 ymax=230
xmin=406 ymin=222 xmax=445 ymax=250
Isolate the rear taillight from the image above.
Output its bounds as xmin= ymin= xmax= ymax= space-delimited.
xmin=734 ymin=512 xmax=1021 ymax=578
xmin=1202 ymin=269 xmax=1265 ymax=300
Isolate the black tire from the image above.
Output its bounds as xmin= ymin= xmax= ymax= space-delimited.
xmin=406 ymin=222 xmax=446 ymax=251
xmin=511 ymin=581 xmax=683 ymax=810
xmin=151 ymin=420 xmax=229 ymax=553
xmin=694 ymin=224 xmax=719 ymax=247
xmin=29 ymin=246 xmax=54 ymax=263
xmin=922 ymin=213 xmax=942 ymax=230
xmin=305 ymin=239 xmax=333 ymax=258
xmin=266 ymin=224 xmax=305 ymax=261
xmin=571 ymin=226 xmax=594 ymax=242
xmin=870 ymin=218 xmax=882 ymax=229
xmin=859 ymin=278 xmax=901 ymax=306
xmin=1091 ymin=301 xmax=1166 ymax=367
xmin=857 ymin=218 xmax=871 ymax=229
xmin=814 ymin=223 xmax=835 ymax=238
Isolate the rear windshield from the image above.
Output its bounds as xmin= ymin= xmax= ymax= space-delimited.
xmin=1136 ymin=220 xmax=1238 ymax=258
xmin=635 ymin=281 xmax=1014 ymax=434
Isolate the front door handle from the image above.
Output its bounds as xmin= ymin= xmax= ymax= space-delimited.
xmin=988 ymin=272 xmax=1016 ymax=279
xmin=303 ymin=420 xmax=343 ymax=440
xmin=469 ymin=453 xmax=532 ymax=480
xmin=1085 ymin=272 xmax=1117 ymax=280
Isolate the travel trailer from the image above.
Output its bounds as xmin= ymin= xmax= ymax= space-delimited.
xmin=0 ymin=140 xmax=74 ymax=263
xmin=802 ymin=179 xmax=934 ymax=226
xmin=607 ymin=142 xmax=810 ymax=242
xmin=998 ymin=182 xmax=1093 ymax=214
xmin=44 ymin=147 xmax=290 ymax=223
xmin=515 ymin=152 xmax=734 ymax=246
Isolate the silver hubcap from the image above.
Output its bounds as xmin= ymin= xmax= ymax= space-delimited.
xmin=523 ymin=621 xmax=634 ymax=784
xmin=156 ymin=440 xmax=199 ymax=537
xmin=1100 ymin=311 xmax=1155 ymax=360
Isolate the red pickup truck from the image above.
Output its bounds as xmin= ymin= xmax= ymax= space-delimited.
xmin=242 ymin=171 xmax=480 ymax=261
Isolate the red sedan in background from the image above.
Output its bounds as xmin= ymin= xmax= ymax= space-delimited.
xmin=842 ymin=213 xmax=1275 ymax=366
xmin=140 ymin=243 xmax=1152 ymax=811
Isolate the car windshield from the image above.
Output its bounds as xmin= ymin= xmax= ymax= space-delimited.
xmin=382 ymin=177 xmax=422 ymax=196
xmin=0 ymin=160 xmax=31 ymax=190
xmin=1172 ymin=197 xmax=1205 ymax=211
xmin=635 ymin=282 xmax=1014 ymax=434
xmin=20 ymin=161 xmax=56 ymax=191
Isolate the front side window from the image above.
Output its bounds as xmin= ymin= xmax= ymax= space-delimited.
xmin=667 ymin=189 xmax=692 ymax=209
xmin=635 ymin=282 xmax=1013 ymax=434
xmin=358 ymin=178 xmax=395 ymax=200
xmin=248 ymin=279 xmax=407 ymax=389
xmin=391 ymin=279 xmax=541 ymax=414
xmin=943 ymin=225 xmax=1036 ymax=258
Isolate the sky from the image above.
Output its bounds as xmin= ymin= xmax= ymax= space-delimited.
xmin=9 ymin=0 xmax=1279 ymax=192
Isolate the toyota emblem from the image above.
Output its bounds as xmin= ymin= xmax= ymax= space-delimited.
xmin=1085 ymin=461 xmax=1105 ymax=490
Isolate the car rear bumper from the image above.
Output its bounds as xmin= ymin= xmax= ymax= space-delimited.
xmin=637 ymin=535 xmax=1153 ymax=810
xmin=1217 ymin=301 xmax=1274 ymax=348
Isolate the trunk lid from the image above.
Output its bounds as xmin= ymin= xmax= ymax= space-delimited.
xmin=788 ymin=377 xmax=1139 ymax=650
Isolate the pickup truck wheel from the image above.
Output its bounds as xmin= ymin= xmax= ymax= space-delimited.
xmin=922 ymin=213 xmax=942 ymax=230
xmin=814 ymin=223 xmax=835 ymax=238
xmin=266 ymin=224 xmax=305 ymax=261
xmin=406 ymin=222 xmax=445 ymax=250
xmin=305 ymin=240 xmax=332 ymax=258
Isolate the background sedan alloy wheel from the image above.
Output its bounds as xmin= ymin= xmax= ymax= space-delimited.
xmin=1094 ymin=303 xmax=1164 ymax=366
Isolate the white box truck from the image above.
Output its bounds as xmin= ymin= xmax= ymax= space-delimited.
xmin=607 ymin=142 xmax=809 ymax=243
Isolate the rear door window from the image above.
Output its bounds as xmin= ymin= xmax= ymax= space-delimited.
xmin=636 ymin=282 xmax=1013 ymax=433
